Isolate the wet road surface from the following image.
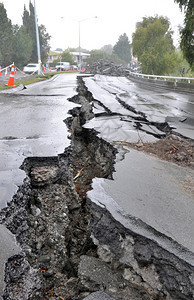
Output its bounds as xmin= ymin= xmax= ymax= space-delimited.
xmin=84 ymin=75 xmax=194 ymax=141
xmin=84 ymin=75 xmax=194 ymax=264
xmin=0 ymin=73 xmax=78 ymax=208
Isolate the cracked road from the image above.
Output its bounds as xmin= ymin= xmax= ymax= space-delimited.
xmin=0 ymin=73 xmax=78 ymax=208
xmin=83 ymin=74 xmax=194 ymax=263
xmin=0 ymin=73 xmax=78 ymax=298
xmin=0 ymin=73 xmax=194 ymax=299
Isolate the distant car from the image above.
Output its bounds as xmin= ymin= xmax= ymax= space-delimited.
xmin=56 ymin=62 xmax=70 ymax=71
xmin=23 ymin=63 xmax=39 ymax=74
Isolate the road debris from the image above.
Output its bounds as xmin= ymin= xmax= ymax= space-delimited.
xmin=73 ymin=167 xmax=85 ymax=181
xmin=84 ymin=59 xmax=129 ymax=77
xmin=113 ymin=134 xmax=194 ymax=168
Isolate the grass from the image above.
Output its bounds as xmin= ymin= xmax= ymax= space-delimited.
xmin=0 ymin=71 xmax=78 ymax=90
xmin=0 ymin=73 xmax=52 ymax=90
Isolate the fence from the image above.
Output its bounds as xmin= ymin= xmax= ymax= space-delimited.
xmin=127 ymin=70 xmax=194 ymax=84
xmin=126 ymin=70 xmax=194 ymax=93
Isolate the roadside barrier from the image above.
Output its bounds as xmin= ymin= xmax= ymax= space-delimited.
xmin=0 ymin=65 xmax=11 ymax=76
xmin=5 ymin=63 xmax=16 ymax=87
xmin=127 ymin=70 xmax=194 ymax=84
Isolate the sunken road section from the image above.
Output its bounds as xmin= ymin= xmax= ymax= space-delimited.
xmin=0 ymin=76 xmax=194 ymax=299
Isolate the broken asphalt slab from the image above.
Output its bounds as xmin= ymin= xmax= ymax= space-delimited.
xmin=88 ymin=149 xmax=194 ymax=265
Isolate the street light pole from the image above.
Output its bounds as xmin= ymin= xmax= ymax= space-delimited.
xmin=34 ymin=0 xmax=42 ymax=74
xmin=78 ymin=21 xmax=81 ymax=71
xmin=78 ymin=16 xmax=97 ymax=71
xmin=61 ymin=16 xmax=97 ymax=71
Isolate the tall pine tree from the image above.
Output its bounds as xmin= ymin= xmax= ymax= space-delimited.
xmin=113 ymin=33 xmax=132 ymax=63
xmin=22 ymin=1 xmax=50 ymax=64
xmin=12 ymin=25 xmax=33 ymax=68
xmin=0 ymin=3 xmax=14 ymax=66
xmin=22 ymin=2 xmax=37 ymax=62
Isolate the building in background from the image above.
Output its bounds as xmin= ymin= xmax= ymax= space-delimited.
xmin=48 ymin=50 xmax=90 ymax=66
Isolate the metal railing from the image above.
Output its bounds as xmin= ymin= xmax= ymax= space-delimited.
xmin=127 ymin=70 xmax=194 ymax=84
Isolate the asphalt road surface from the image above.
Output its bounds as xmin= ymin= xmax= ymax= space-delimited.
xmin=0 ymin=73 xmax=194 ymax=298
xmin=0 ymin=73 xmax=78 ymax=209
xmin=83 ymin=75 xmax=194 ymax=265
xmin=84 ymin=75 xmax=194 ymax=142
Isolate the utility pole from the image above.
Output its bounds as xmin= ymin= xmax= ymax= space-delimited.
xmin=78 ymin=20 xmax=81 ymax=71
xmin=34 ymin=0 xmax=42 ymax=74
xmin=78 ymin=16 xmax=97 ymax=71
xmin=61 ymin=16 xmax=97 ymax=71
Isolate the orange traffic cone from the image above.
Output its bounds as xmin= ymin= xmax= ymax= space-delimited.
xmin=5 ymin=63 xmax=16 ymax=87
xmin=15 ymin=67 xmax=17 ymax=74
xmin=0 ymin=67 xmax=2 ymax=76
xmin=43 ymin=66 xmax=46 ymax=72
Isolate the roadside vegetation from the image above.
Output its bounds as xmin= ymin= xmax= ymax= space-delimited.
xmin=0 ymin=2 xmax=50 ymax=68
xmin=174 ymin=0 xmax=193 ymax=70
xmin=0 ymin=74 xmax=49 ymax=90
xmin=132 ymin=15 xmax=193 ymax=77
xmin=0 ymin=71 xmax=79 ymax=90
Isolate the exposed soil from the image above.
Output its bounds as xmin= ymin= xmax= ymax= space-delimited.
xmin=113 ymin=134 xmax=194 ymax=169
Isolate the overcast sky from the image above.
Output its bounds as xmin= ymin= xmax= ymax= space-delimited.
xmin=2 ymin=0 xmax=184 ymax=51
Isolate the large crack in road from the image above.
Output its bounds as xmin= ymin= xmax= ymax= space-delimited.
xmin=0 ymin=75 xmax=194 ymax=299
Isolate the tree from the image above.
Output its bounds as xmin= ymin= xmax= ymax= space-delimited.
xmin=174 ymin=49 xmax=193 ymax=76
xmin=22 ymin=2 xmax=36 ymax=62
xmin=61 ymin=50 xmax=74 ymax=64
xmin=87 ymin=50 xmax=110 ymax=64
xmin=0 ymin=3 xmax=14 ymax=66
xmin=101 ymin=44 xmax=113 ymax=55
xmin=0 ymin=51 xmax=2 ymax=66
xmin=174 ymin=0 xmax=194 ymax=68
xmin=53 ymin=50 xmax=74 ymax=66
xmin=86 ymin=49 xmax=125 ymax=65
xmin=39 ymin=24 xmax=51 ymax=64
xmin=22 ymin=1 xmax=50 ymax=64
xmin=12 ymin=25 xmax=33 ymax=68
xmin=132 ymin=16 xmax=177 ymax=75
xmin=113 ymin=33 xmax=132 ymax=63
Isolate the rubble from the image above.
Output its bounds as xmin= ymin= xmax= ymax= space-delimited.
xmin=84 ymin=59 xmax=129 ymax=77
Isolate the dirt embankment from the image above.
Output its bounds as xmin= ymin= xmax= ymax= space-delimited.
xmin=0 ymin=76 xmax=194 ymax=300
xmin=113 ymin=134 xmax=194 ymax=169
